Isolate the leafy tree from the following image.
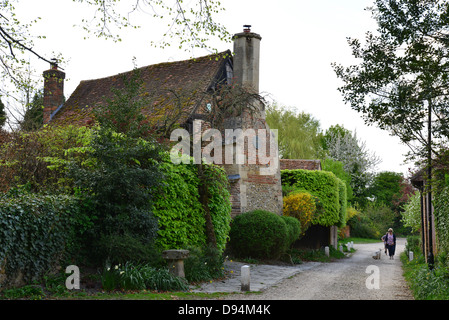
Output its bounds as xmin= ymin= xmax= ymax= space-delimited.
xmin=322 ymin=158 xmax=353 ymax=204
xmin=265 ymin=103 xmax=323 ymax=159
xmin=322 ymin=124 xmax=381 ymax=206
xmin=369 ymin=171 xmax=403 ymax=207
xmin=93 ymin=70 xmax=153 ymax=139
xmin=20 ymin=91 xmax=44 ymax=132
xmin=401 ymin=192 xmax=421 ymax=234
xmin=332 ymin=0 xmax=449 ymax=162
xmin=68 ymin=73 xmax=165 ymax=264
xmin=0 ymin=0 xmax=229 ymax=103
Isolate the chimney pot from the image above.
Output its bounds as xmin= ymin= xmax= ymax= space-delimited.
xmin=50 ymin=58 xmax=58 ymax=70
xmin=243 ymin=25 xmax=251 ymax=33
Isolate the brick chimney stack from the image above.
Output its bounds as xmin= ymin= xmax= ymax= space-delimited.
xmin=43 ymin=59 xmax=65 ymax=124
xmin=232 ymin=25 xmax=262 ymax=93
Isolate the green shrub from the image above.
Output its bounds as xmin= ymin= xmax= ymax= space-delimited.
xmin=281 ymin=169 xmax=343 ymax=227
xmin=347 ymin=213 xmax=378 ymax=239
xmin=228 ymin=210 xmax=290 ymax=259
xmin=406 ymin=235 xmax=421 ymax=255
xmin=0 ymin=125 xmax=93 ymax=193
xmin=1 ymin=284 xmax=45 ymax=300
xmin=281 ymin=216 xmax=301 ymax=247
xmin=337 ymin=179 xmax=347 ymax=227
xmin=184 ymin=245 xmax=225 ymax=283
xmin=67 ymin=127 xmax=164 ymax=265
xmin=0 ymin=192 xmax=81 ymax=285
xmin=402 ymin=249 xmax=449 ymax=300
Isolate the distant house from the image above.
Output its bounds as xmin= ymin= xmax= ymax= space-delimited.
xmin=280 ymin=159 xmax=322 ymax=171
xmin=42 ymin=26 xmax=283 ymax=217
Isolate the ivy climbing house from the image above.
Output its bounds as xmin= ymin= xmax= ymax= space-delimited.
xmin=42 ymin=26 xmax=283 ymax=217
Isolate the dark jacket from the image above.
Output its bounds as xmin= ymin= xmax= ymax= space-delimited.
xmin=384 ymin=233 xmax=396 ymax=246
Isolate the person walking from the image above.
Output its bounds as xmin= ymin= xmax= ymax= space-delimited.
xmin=384 ymin=228 xmax=396 ymax=259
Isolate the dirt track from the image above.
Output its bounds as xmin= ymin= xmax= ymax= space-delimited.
xmin=221 ymin=238 xmax=414 ymax=300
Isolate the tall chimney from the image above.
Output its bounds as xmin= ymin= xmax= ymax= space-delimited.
xmin=43 ymin=59 xmax=65 ymax=124
xmin=232 ymin=25 xmax=262 ymax=93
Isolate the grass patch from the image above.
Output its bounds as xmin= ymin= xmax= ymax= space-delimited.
xmin=401 ymin=251 xmax=449 ymax=300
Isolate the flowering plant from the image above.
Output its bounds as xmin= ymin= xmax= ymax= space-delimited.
xmin=283 ymin=191 xmax=319 ymax=236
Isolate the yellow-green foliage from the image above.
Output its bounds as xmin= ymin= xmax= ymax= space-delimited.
xmin=346 ymin=206 xmax=359 ymax=220
xmin=283 ymin=191 xmax=317 ymax=236
xmin=281 ymin=169 xmax=347 ymax=227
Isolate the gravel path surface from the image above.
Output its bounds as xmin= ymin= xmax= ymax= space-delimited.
xmin=217 ymin=238 xmax=414 ymax=300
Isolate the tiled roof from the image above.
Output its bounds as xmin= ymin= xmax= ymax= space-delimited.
xmin=280 ymin=159 xmax=322 ymax=171
xmin=50 ymin=50 xmax=232 ymax=127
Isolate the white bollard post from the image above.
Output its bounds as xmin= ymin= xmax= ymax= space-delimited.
xmin=409 ymin=251 xmax=414 ymax=261
xmin=339 ymin=245 xmax=344 ymax=253
xmin=241 ymin=265 xmax=250 ymax=292
xmin=325 ymin=246 xmax=330 ymax=257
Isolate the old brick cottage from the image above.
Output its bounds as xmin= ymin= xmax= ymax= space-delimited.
xmin=43 ymin=27 xmax=283 ymax=217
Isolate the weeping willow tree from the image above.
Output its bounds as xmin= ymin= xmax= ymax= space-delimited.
xmin=265 ymin=103 xmax=323 ymax=160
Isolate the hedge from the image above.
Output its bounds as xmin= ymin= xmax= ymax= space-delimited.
xmin=281 ymin=169 xmax=346 ymax=227
xmin=337 ymin=178 xmax=347 ymax=227
xmin=0 ymin=193 xmax=81 ymax=286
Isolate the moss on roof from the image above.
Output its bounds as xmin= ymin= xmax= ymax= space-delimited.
xmin=50 ymin=50 xmax=232 ymax=128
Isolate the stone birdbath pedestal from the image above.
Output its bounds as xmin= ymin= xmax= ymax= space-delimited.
xmin=162 ymin=250 xmax=190 ymax=278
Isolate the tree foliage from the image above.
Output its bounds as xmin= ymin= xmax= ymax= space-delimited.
xmin=401 ymin=192 xmax=421 ymax=233
xmin=322 ymin=124 xmax=381 ymax=205
xmin=20 ymin=91 xmax=43 ymax=132
xmin=0 ymin=0 xmax=229 ymax=121
xmin=332 ymin=0 xmax=449 ymax=161
xmin=322 ymin=158 xmax=354 ymax=204
xmin=265 ymin=103 xmax=323 ymax=159
xmin=369 ymin=171 xmax=403 ymax=207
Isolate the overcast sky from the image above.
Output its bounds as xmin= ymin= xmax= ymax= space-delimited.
xmin=16 ymin=0 xmax=414 ymax=175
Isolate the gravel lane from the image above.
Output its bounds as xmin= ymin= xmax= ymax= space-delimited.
xmin=219 ymin=238 xmax=414 ymax=300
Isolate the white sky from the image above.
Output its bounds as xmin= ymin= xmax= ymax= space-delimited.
xmin=15 ymin=0 xmax=413 ymax=175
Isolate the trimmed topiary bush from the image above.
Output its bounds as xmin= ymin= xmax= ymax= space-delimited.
xmin=228 ymin=210 xmax=290 ymax=259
